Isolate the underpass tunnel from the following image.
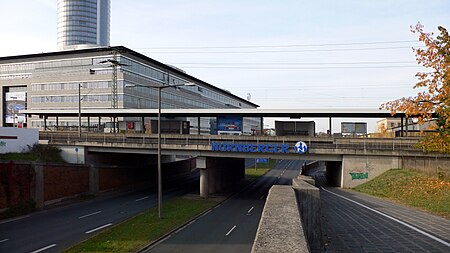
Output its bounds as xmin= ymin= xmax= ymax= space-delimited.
xmin=84 ymin=152 xmax=199 ymax=195
xmin=301 ymin=160 xmax=342 ymax=187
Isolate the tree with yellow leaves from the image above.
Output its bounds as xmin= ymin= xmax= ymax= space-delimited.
xmin=381 ymin=23 xmax=450 ymax=153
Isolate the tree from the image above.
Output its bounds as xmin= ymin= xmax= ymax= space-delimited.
xmin=381 ymin=23 xmax=450 ymax=153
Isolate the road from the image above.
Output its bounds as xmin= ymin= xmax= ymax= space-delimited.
xmin=145 ymin=159 xmax=304 ymax=253
xmin=0 ymin=175 xmax=198 ymax=253
xmin=310 ymin=169 xmax=450 ymax=253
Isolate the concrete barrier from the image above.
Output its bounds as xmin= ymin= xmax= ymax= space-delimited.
xmin=252 ymin=185 xmax=309 ymax=253
xmin=293 ymin=177 xmax=323 ymax=252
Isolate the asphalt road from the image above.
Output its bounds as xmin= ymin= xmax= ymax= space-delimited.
xmin=145 ymin=159 xmax=304 ymax=253
xmin=0 ymin=175 xmax=198 ymax=253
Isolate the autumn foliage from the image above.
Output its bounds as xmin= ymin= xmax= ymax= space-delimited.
xmin=381 ymin=23 xmax=450 ymax=153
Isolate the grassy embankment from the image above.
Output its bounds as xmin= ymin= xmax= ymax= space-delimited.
xmin=354 ymin=169 xmax=450 ymax=218
xmin=245 ymin=159 xmax=276 ymax=180
xmin=65 ymin=162 xmax=276 ymax=252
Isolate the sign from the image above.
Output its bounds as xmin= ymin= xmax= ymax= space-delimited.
xmin=341 ymin=122 xmax=367 ymax=135
xmin=5 ymin=91 xmax=27 ymax=124
xmin=256 ymin=158 xmax=269 ymax=163
xmin=217 ymin=116 xmax=243 ymax=133
xmin=211 ymin=141 xmax=308 ymax=154
xmin=294 ymin=141 xmax=308 ymax=154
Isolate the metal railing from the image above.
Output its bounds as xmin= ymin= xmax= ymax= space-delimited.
xmin=39 ymin=131 xmax=422 ymax=152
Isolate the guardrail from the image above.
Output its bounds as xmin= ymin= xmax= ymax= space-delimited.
xmin=39 ymin=131 xmax=422 ymax=152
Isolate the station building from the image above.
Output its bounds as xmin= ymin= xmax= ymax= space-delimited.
xmin=0 ymin=46 xmax=260 ymax=134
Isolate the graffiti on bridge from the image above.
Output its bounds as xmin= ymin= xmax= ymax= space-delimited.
xmin=350 ymin=172 xmax=369 ymax=180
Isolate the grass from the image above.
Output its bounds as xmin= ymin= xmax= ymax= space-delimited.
xmin=63 ymin=197 xmax=217 ymax=253
xmin=245 ymin=159 xmax=276 ymax=180
xmin=0 ymin=144 xmax=65 ymax=163
xmin=354 ymin=169 xmax=450 ymax=218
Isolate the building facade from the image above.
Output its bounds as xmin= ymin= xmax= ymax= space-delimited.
xmin=57 ymin=0 xmax=110 ymax=50
xmin=0 ymin=46 xmax=260 ymax=134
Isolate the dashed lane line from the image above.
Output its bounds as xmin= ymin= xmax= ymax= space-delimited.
xmin=0 ymin=239 xmax=9 ymax=243
xmin=321 ymin=187 xmax=450 ymax=247
xmin=78 ymin=211 xmax=102 ymax=219
xmin=30 ymin=244 xmax=56 ymax=253
xmin=247 ymin=206 xmax=255 ymax=215
xmin=135 ymin=196 xmax=151 ymax=202
xmin=85 ymin=223 xmax=113 ymax=234
xmin=225 ymin=225 xmax=237 ymax=236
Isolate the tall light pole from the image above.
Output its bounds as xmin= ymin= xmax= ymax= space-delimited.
xmin=125 ymin=82 xmax=195 ymax=218
xmin=78 ymin=83 xmax=82 ymax=138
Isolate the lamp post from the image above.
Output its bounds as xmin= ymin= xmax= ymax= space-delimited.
xmin=78 ymin=83 xmax=82 ymax=138
xmin=125 ymin=82 xmax=195 ymax=218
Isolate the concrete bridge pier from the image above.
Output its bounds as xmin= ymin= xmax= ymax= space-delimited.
xmin=196 ymin=156 xmax=245 ymax=198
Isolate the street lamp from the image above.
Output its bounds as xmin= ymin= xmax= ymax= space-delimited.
xmin=78 ymin=83 xmax=82 ymax=138
xmin=125 ymin=82 xmax=195 ymax=218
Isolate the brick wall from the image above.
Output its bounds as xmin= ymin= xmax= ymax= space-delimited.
xmin=0 ymin=162 xmax=34 ymax=209
xmin=43 ymin=165 xmax=89 ymax=201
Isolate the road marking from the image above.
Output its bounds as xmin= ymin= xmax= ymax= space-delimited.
xmin=0 ymin=239 xmax=9 ymax=243
xmin=226 ymin=225 xmax=237 ymax=236
xmin=321 ymin=187 xmax=450 ymax=247
xmin=135 ymin=196 xmax=150 ymax=202
xmin=247 ymin=206 xmax=255 ymax=215
xmin=78 ymin=211 xmax=102 ymax=219
xmin=0 ymin=215 xmax=30 ymax=225
xmin=85 ymin=223 xmax=113 ymax=234
xmin=259 ymin=195 xmax=265 ymax=200
xmin=30 ymin=244 xmax=56 ymax=253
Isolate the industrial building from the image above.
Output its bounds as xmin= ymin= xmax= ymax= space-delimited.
xmin=0 ymin=46 xmax=260 ymax=134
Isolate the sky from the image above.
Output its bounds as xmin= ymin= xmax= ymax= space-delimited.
xmin=1 ymin=0 xmax=449 ymax=132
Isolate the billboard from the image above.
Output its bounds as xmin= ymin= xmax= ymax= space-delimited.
xmin=5 ymin=92 xmax=27 ymax=125
xmin=217 ymin=116 xmax=243 ymax=133
xmin=341 ymin=122 xmax=367 ymax=135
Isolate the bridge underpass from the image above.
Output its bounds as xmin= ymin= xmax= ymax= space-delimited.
xmin=40 ymin=131 xmax=450 ymax=198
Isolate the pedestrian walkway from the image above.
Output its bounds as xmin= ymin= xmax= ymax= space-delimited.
xmin=319 ymin=184 xmax=450 ymax=253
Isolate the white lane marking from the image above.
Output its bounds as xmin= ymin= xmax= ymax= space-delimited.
xmin=247 ymin=206 xmax=255 ymax=214
xmin=78 ymin=211 xmax=102 ymax=219
xmin=0 ymin=239 xmax=9 ymax=243
xmin=321 ymin=187 xmax=450 ymax=247
xmin=85 ymin=223 xmax=113 ymax=234
xmin=135 ymin=196 xmax=150 ymax=202
xmin=226 ymin=225 xmax=237 ymax=236
xmin=0 ymin=215 xmax=30 ymax=225
xmin=259 ymin=195 xmax=265 ymax=200
xmin=30 ymin=244 xmax=56 ymax=253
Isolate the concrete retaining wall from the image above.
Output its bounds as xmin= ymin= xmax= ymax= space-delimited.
xmin=342 ymin=155 xmax=400 ymax=188
xmin=403 ymin=156 xmax=450 ymax=178
xmin=252 ymin=185 xmax=309 ymax=253
xmin=293 ymin=177 xmax=323 ymax=252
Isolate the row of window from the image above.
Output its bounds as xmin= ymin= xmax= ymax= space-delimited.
xmin=0 ymin=58 xmax=93 ymax=73
xmin=0 ymin=73 xmax=31 ymax=80
xmin=117 ymin=56 xmax=243 ymax=107
xmin=31 ymin=81 xmax=113 ymax=91
xmin=31 ymin=94 xmax=115 ymax=103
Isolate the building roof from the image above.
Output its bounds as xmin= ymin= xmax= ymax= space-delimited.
xmin=0 ymin=46 xmax=259 ymax=108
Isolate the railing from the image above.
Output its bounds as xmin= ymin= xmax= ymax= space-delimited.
xmin=39 ymin=131 xmax=423 ymax=152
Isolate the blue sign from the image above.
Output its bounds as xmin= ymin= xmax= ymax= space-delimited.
xmin=211 ymin=141 xmax=308 ymax=154
xmin=217 ymin=116 xmax=243 ymax=132
xmin=294 ymin=141 xmax=308 ymax=154
xmin=256 ymin=158 xmax=269 ymax=163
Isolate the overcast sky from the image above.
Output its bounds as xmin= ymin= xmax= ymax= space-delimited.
xmin=0 ymin=0 xmax=449 ymax=132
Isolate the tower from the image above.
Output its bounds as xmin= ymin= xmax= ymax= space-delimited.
xmin=57 ymin=0 xmax=110 ymax=50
